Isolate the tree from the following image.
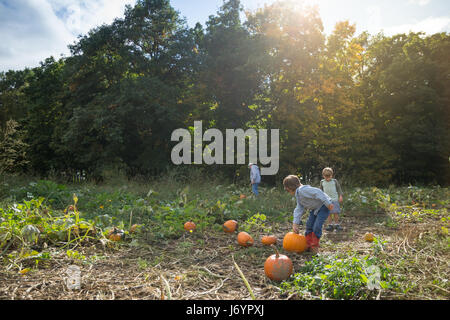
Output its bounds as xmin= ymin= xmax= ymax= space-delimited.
xmin=200 ymin=0 xmax=264 ymax=129
xmin=22 ymin=57 xmax=66 ymax=174
xmin=361 ymin=32 xmax=450 ymax=184
xmin=0 ymin=119 xmax=29 ymax=173
xmin=246 ymin=0 xmax=325 ymax=180
xmin=0 ymin=69 xmax=33 ymax=128
xmin=52 ymin=0 xmax=200 ymax=177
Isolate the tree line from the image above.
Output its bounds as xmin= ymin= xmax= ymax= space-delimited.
xmin=0 ymin=0 xmax=449 ymax=185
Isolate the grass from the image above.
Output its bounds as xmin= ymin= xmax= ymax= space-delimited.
xmin=0 ymin=172 xmax=448 ymax=300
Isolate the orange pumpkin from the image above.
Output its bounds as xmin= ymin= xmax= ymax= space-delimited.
xmin=184 ymin=221 xmax=196 ymax=232
xmin=108 ymin=227 xmax=124 ymax=241
xmin=283 ymin=232 xmax=307 ymax=253
xmin=130 ymin=224 xmax=139 ymax=233
xmin=223 ymin=220 xmax=238 ymax=233
xmin=240 ymin=194 xmax=246 ymax=199
xmin=364 ymin=232 xmax=375 ymax=242
xmin=264 ymin=246 xmax=293 ymax=281
xmin=261 ymin=235 xmax=277 ymax=246
xmin=237 ymin=232 xmax=254 ymax=247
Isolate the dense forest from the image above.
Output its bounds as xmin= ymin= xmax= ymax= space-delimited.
xmin=0 ymin=0 xmax=449 ymax=185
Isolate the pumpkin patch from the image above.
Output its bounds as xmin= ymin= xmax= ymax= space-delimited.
xmin=0 ymin=177 xmax=445 ymax=300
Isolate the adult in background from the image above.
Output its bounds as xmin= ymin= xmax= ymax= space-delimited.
xmin=248 ymin=163 xmax=261 ymax=196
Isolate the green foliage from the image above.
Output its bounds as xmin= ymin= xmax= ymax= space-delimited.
xmin=344 ymin=185 xmax=450 ymax=213
xmin=0 ymin=119 xmax=29 ymax=173
xmin=360 ymin=32 xmax=450 ymax=185
xmin=0 ymin=0 xmax=448 ymax=185
xmin=147 ymin=198 xmax=217 ymax=239
xmin=0 ymin=196 xmax=97 ymax=263
xmin=240 ymin=213 xmax=272 ymax=235
xmin=8 ymin=180 xmax=71 ymax=209
xmin=22 ymin=57 xmax=66 ymax=174
xmin=200 ymin=0 xmax=264 ymax=129
xmin=0 ymin=176 xmax=447 ymax=300
xmin=280 ymin=253 xmax=398 ymax=300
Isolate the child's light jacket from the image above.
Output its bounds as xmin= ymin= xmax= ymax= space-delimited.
xmin=293 ymin=185 xmax=332 ymax=224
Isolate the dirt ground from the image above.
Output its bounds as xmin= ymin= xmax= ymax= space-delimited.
xmin=0 ymin=210 xmax=446 ymax=300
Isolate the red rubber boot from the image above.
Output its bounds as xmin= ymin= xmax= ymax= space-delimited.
xmin=305 ymin=233 xmax=313 ymax=252
xmin=310 ymin=232 xmax=320 ymax=254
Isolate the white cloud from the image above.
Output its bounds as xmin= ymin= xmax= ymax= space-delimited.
xmin=384 ymin=16 xmax=450 ymax=35
xmin=48 ymin=0 xmax=135 ymax=37
xmin=408 ymin=0 xmax=432 ymax=6
xmin=0 ymin=0 xmax=135 ymax=72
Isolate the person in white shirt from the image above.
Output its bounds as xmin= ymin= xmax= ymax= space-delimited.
xmin=320 ymin=167 xmax=344 ymax=232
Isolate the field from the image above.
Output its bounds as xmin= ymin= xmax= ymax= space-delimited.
xmin=0 ymin=174 xmax=448 ymax=300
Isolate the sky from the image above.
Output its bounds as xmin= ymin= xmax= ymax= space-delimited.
xmin=0 ymin=0 xmax=449 ymax=72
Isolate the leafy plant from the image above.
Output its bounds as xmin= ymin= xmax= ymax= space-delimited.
xmin=280 ymin=254 xmax=397 ymax=300
xmin=240 ymin=213 xmax=272 ymax=236
xmin=9 ymin=180 xmax=71 ymax=209
xmin=146 ymin=198 xmax=216 ymax=239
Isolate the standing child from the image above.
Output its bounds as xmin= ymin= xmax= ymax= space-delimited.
xmin=283 ymin=175 xmax=334 ymax=253
xmin=248 ymin=163 xmax=261 ymax=196
xmin=320 ymin=167 xmax=344 ymax=231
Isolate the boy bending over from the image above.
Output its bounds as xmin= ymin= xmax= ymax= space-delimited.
xmin=283 ymin=175 xmax=333 ymax=253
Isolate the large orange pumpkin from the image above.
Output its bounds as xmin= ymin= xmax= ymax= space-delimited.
xmin=184 ymin=221 xmax=196 ymax=232
xmin=223 ymin=220 xmax=238 ymax=233
xmin=237 ymin=232 xmax=254 ymax=247
xmin=261 ymin=235 xmax=277 ymax=246
xmin=264 ymin=247 xmax=293 ymax=282
xmin=283 ymin=232 xmax=307 ymax=253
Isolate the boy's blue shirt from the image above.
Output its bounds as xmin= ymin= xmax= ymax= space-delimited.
xmin=293 ymin=185 xmax=332 ymax=225
xmin=250 ymin=165 xmax=261 ymax=184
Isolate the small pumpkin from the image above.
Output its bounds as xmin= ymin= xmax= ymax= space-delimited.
xmin=237 ymin=232 xmax=254 ymax=247
xmin=184 ymin=221 xmax=196 ymax=232
xmin=261 ymin=235 xmax=277 ymax=246
xmin=108 ymin=227 xmax=125 ymax=241
xmin=264 ymin=246 xmax=293 ymax=282
xmin=283 ymin=232 xmax=307 ymax=253
xmin=130 ymin=224 xmax=140 ymax=233
xmin=223 ymin=220 xmax=238 ymax=233
xmin=364 ymin=232 xmax=375 ymax=242
xmin=240 ymin=194 xmax=246 ymax=199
